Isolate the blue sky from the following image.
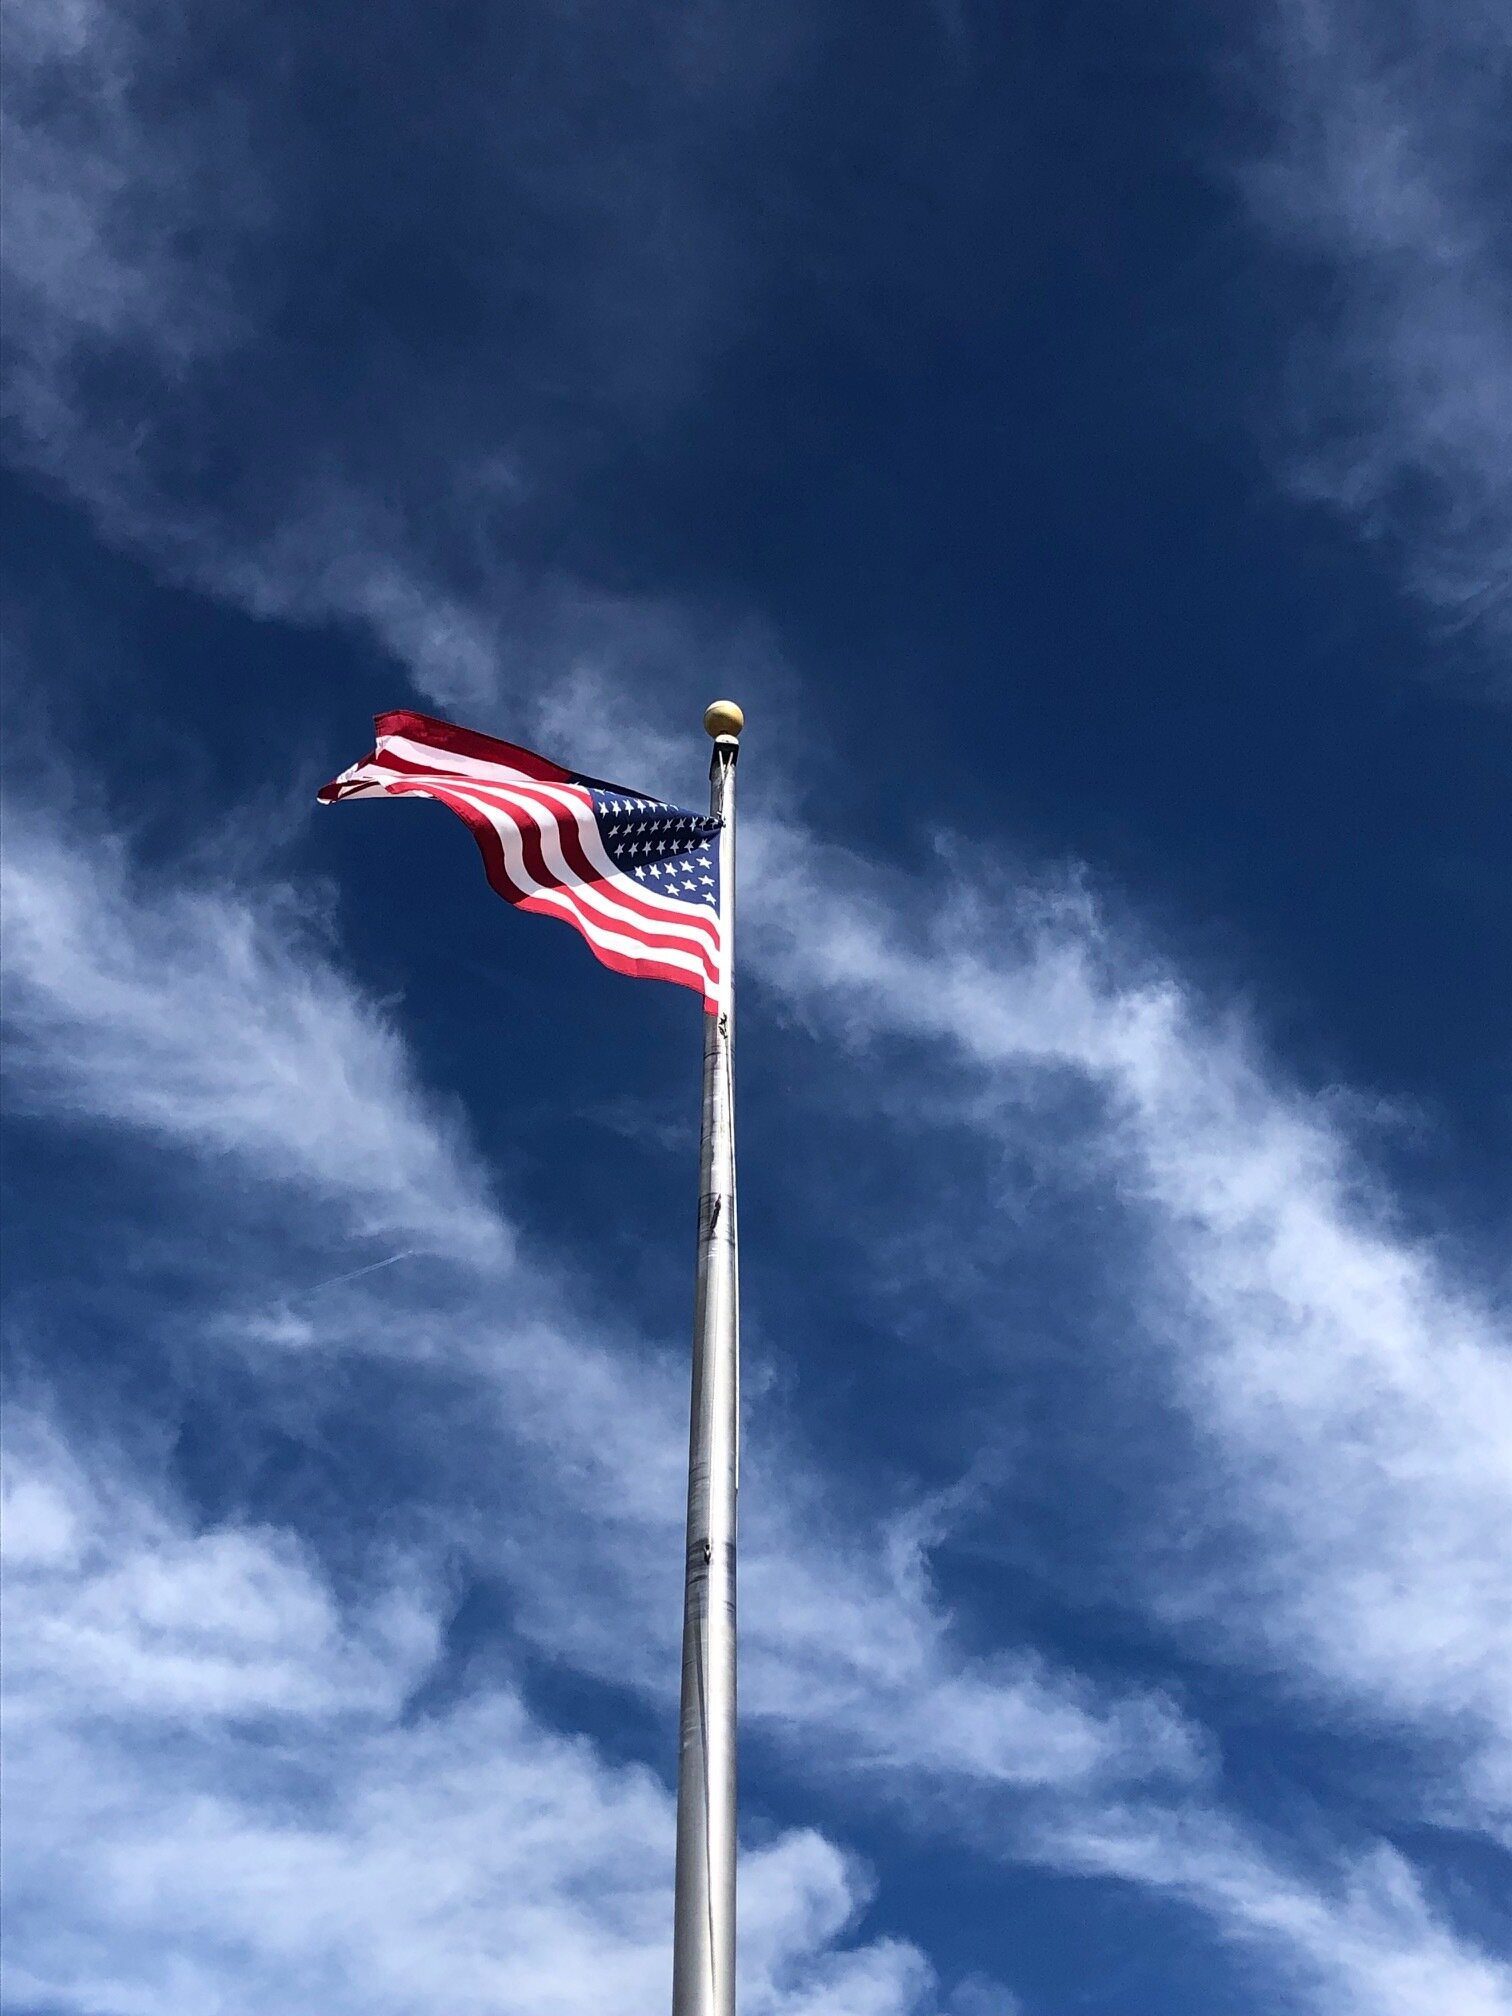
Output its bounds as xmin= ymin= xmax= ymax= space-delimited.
xmin=2 ymin=2 xmax=1509 ymax=2013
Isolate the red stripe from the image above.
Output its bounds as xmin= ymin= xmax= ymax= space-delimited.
xmin=537 ymin=920 xmax=717 ymax=1004
xmin=319 ymin=720 xmax=722 ymax=1008
xmin=362 ymin=744 xmax=562 ymax=791
xmin=490 ymin=796 xmax=720 ymax=984
xmin=373 ymin=711 xmax=574 ymax=785
xmin=400 ymin=784 xmax=533 ymax=908
xmin=369 ymin=754 xmax=718 ymax=947
xmin=344 ymin=750 xmax=720 ymax=952
xmin=405 ymin=782 xmax=717 ymax=981
xmin=369 ymin=761 xmax=719 ymax=958
xmin=489 ymin=777 xmax=721 ymax=956
xmin=501 ymin=853 xmax=713 ymax=1007
xmin=393 ymin=782 xmax=719 ymax=993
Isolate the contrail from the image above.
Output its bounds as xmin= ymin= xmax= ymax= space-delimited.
xmin=302 ymin=1249 xmax=420 ymax=1297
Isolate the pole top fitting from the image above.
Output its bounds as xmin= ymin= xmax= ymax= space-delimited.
xmin=703 ymin=700 xmax=745 ymax=740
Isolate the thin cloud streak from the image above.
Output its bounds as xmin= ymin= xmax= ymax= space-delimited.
xmin=0 ymin=0 xmax=805 ymax=722
xmin=748 ymin=812 xmax=1512 ymax=1829
xmin=1239 ymin=0 xmax=1512 ymax=661
xmin=1037 ymin=1799 xmax=1512 ymax=2016
xmin=301 ymin=1249 xmax=422 ymax=1297
xmin=1 ymin=1408 xmax=967 ymax=2016
xmin=0 ymin=810 xmax=505 ymax=1266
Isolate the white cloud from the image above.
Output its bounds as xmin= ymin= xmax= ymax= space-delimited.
xmin=1240 ymin=0 xmax=1512 ymax=657
xmin=1 ymin=792 xmax=1196 ymax=1789
xmin=0 ymin=0 xmax=803 ymax=725
xmin=0 ymin=0 xmax=259 ymax=513
xmin=1 ymin=1408 xmax=955 ymax=2016
xmin=0 ymin=809 xmax=505 ymax=1264
xmin=745 ymin=815 xmax=1512 ymax=1821
xmin=14 ymin=1369 xmax=1494 ymax=2016
xmin=741 ymin=1488 xmax=1199 ymax=1795
xmin=1041 ymin=1799 xmax=1512 ymax=2016
xmin=1 ymin=1407 xmax=436 ymax=1725
xmin=6 ymin=779 xmax=1507 ymax=2015
xmin=229 ymin=1272 xmax=1201 ymax=1811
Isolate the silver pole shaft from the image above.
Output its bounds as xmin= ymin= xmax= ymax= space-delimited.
xmin=671 ymin=729 xmax=740 ymax=2016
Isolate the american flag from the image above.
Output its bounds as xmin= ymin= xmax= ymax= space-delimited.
xmin=319 ymin=711 xmax=725 ymax=1011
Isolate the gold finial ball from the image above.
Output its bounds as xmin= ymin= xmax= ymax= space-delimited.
xmin=703 ymin=700 xmax=745 ymax=740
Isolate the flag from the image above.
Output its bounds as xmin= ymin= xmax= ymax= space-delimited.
xmin=320 ymin=711 xmax=725 ymax=1010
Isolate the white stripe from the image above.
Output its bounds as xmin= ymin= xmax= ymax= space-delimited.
xmin=453 ymin=791 xmax=713 ymax=985
xmin=357 ymin=761 xmax=720 ymax=959
xmin=476 ymin=776 xmax=720 ymax=948
xmin=437 ymin=781 xmax=719 ymax=972
xmin=378 ymin=739 xmax=719 ymax=938
xmin=378 ymin=731 xmax=566 ymax=790
xmin=472 ymin=785 xmax=718 ymax=970
xmin=547 ymin=888 xmax=716 ymax=990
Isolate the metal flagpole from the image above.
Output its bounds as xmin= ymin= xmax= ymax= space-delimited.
xmin=671 ymin=700 xmax=744 ymax=2016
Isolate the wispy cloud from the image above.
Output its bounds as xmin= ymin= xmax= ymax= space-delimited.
xmin=6 ymin=777 xmax=1508 ymax=2014
xmin=4 ymin=859 xmax=1076 ymax=2008
xmin=0 ymin=0 xmax=260 ymax=505
xmin=1 ymin=807 xmax=505 ymax=1264
xmin=2 ymin=1406 xmax=969 ymax=2016
xmin=2 ymin=1404 xmax=437 ymax=1727
xmin=0 ymin=794 xmax=1195 ymax=1800
xmin=1040 ymin=1799 xmax=1512 ymax=2016
xmin=1240 ymin=0 xmax=1512 ymax=661
xmin=748 ymin=814 xmax=1512 ymax=1831
xmin=0 ymin=0 xmax=800 ymax=723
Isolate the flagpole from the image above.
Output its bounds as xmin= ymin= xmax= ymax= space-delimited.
xmin=671 ymin=700 xmax=744 ymax=2016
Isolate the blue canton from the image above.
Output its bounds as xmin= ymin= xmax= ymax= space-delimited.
xmin=588 ymin=790 xmax=722 ymax=911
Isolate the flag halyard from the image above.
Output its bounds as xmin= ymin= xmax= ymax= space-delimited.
xmin=320 ymin=710 xmax=725 ymax=1010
